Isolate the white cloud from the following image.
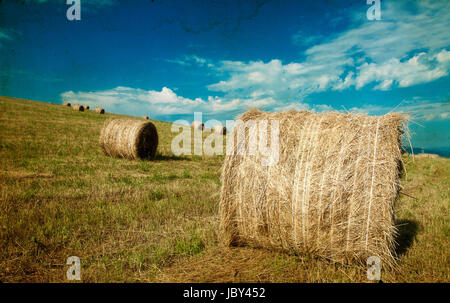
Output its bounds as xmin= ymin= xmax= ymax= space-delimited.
xmin=292 ymin=31 xmax=324 ymax=47
xmin=305 ymin=1 xmax=450 ymax=64
xmin=61 ymin=86 xmax=246 ymax=118
xmin=348 ymin=100 xmax=450 ymax=121
xmin=0 ymin=31 xmax=10 ymax=41
xmin=207 ymin=1 xmax=450 ymax=101
xmin=61 ymin=85 xmax=338 ymax=120
xmin=0 ymin=28 xmax=13 ymax=49
xmin=357 ymin=50 xmax=450 ymax=89
xmin=165 ymin=55 xmax=213 ymax=68
xmin=400 ymin=101 xmax=450 ymax=121
xmin=61 ymin=1 xmax=449 ymax=123
xmin=61 ymin=83 xmax=449 ymax=127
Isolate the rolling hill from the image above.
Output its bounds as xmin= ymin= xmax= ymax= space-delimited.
xmin=0 ymin=96 xmax=448 ymax=282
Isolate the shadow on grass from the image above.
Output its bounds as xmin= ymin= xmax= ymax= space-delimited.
xmin=395 ymin=219 xmax=419 ymax=256
xmin=153 ymin=154 xmax=191 ymax=161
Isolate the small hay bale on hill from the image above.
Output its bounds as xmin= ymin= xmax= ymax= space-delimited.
xmin=72 ymin=104 xmax=84 ymax=111
xmin=62 ymin=101 xmax=71 ymax=107
xmin=99 ymin=119 xmax=158 ymax=160
xmin=142 ymin=115 xmax=149 ymax=120
xmin=220 ymin=109 xmax=406 ymax=266
xmin=192 ymin=121 xmax=204 ymax=130
xmin=85 ymin=105 xmax=90 ymax=110
xmin=213 ymin=125 xmax=226 ymax=135
xmin=95 ymin=107 xmax=105 ymax=114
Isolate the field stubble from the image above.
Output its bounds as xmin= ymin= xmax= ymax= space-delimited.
xmin=0 ymin=96 xmax=448 ymax=282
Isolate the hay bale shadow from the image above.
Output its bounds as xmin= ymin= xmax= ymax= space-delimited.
xmin=395 ymin=219 xmax=419 ymax=256
xmin=153 ymin=154 xmax=191 ymax=161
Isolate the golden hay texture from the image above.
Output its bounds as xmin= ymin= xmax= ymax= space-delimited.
xmin=192 ymin=121 xmax=204 ymax=130
xmin=95 ymin=107 xmax=105 ymax=114
xmin=220 ymin=109 xmax=405 ymax=266
xmin=213 ymin=125 xmax=227 ymax=135
xmin=72 ymin=104 xmax=84 ymax=111
xmin=62 ymin=101 xmax=71 ymax=107
xmin=85 ymin=105 xmax=90 ymax=110
xmin=99 ymin=119 xmax=158 ymax=160
xmin=142 ymin=115 xmax=149 ymax=120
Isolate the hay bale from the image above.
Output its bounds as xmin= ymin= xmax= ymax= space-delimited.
xmin=142 ymin=115 xmax=149 ymax=120
xmin=72 ymin=104 xmax=84 ymax=111
xmin=95 ymin=107 xmax=105 ymax=114
xmin=85 ymin=105 xmax=90 ymax=110
xmin=99 ymin=119 xmax=158 ymax=160
xmin=62 ymin=101 xmax=71 ymax=107
xmin=192 ymin=121 xmax=204 ymax=130
xmin=213 ymin=125 xmax=226 ymax=135
xmin=220 ymin=109 xmax=405 ymax=266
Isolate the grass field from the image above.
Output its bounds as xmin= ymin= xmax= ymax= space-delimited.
xmin=0 ymin=96 xmax=448 ymax=282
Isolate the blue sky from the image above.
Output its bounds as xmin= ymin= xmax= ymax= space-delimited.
xmin=0 ymin=0 xmax=449 ymax=154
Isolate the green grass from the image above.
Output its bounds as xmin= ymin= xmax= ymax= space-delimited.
xmin=0 ymin=96 xmax=448 ymax=282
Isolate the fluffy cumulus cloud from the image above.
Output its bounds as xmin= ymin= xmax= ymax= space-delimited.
xmin=61 ymin=85 xmax=339 ymax=120
xmin=61 ymin=86 xmax=257 ymax=119
xmin=356 ymin=50 xmax=450 ymax=90
xmin=62 ymin=86 xmax=207 ymax=117
xmin=207 ymin=58 xmax=355 ymax=101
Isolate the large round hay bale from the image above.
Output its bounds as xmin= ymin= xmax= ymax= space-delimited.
xmin=85 ymin=105 xmax=90 ymax=110
xmin=99 ymin=119 xmax=158 ymax=160
xmin=95 ymin=107 xmax=105 ymax=114
xmin=142 ymin=115 xmax=149 ymax=120
xmin=72 ymin=104 xmax=84 ymax=111
xmin=192 ymin=121 xmax=204 ymax=130
xmin=213 ymin=125 xmax=226 ymax=135
xmin=62 ymin=101 xmax=71 ymax=107
xmin=220 ymin=109 xmax=405 ymax=266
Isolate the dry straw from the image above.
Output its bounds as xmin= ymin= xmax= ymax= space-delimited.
xmin=62 ymin=101 xmax=71 ymax=107
xmin=220 ymin=109 xmax=406 ymax=266
xmin=95 ymin=107 xmax=105 ymax=114
xmin=213 ymin=125 xmax=227 ymax=135
xmin=85 ymin=105 xmax=90 ymax=110
xmin=192 ymin=121 xmax=204 ymax=130
xmin=99 ymin=119 xmax=158 ymax=160
xmin=72 ymin=104 xmax=84 ymax=111
xmin=142 ymin=115 xmax=149 ymax=120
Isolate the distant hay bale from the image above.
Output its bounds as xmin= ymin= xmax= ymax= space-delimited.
xmin=85 ymin=105 xmax=90 ymax=110
xmin=95 ymin=107 xmax=105 ymax=114
xmin=99 ymin=119 xmax=158 ymax=160
xmin=192 ymin=121 xmax=204 ymax=130
xmin=72 ymin=104 xmax=84 ymax=111
xmin=142 ymin=115 xmax=149 ymax=120
xmin=62 ymin=101 xmax=71 ymax=107
xmin=220 ymin=109 xmax=406 ymax=266
xmin=213 ymin=125 xmax=226 ymax=135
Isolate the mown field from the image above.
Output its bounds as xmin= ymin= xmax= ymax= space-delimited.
xmin=0 ymin=96 xmax=448 ymax=282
